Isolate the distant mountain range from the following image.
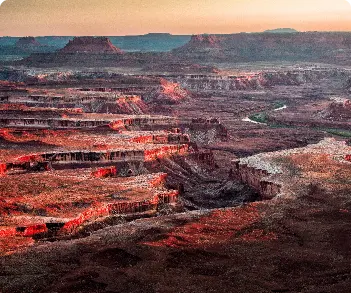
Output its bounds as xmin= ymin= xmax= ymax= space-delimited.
xmin=264 ymin=28 xmax=299 ymax=33
xmin=0 ymin=34 xmax=191 ymax=54
xmin=172 ymin=32 xmax=351 ymax=65
xmin=0 ymin=30 xmax=300 ymax=55
xmin=3 ymin=30 xmax=351 ymax=66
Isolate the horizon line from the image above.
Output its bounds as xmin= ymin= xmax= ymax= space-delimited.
xmin=2 ymin=29 xmax=351 ymax=38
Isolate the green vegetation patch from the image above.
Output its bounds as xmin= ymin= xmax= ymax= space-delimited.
xmin=272 ymin=101 xmax=286 ymax=109
xmin=324 ymin=128 xmax=351 ymax=138
xmin=249 ymin=112 xmax=269 ymax=124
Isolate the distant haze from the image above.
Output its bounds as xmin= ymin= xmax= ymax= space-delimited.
xmin=0 ymin=0 xmax=351 ymax=36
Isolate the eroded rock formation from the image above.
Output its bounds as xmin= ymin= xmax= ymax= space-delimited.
xmin=233 ymin=138 xmax=351 ymax=200
xmin=165 ymin=69 xmax=345 ymax=92
xmin=173 ymin=32 xmax=351 ymax=64
xmin=59 ymin=37 xmax=123 ymax=54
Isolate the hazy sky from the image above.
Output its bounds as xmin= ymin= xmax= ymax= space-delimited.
xmin=0 ymin=0 xmax=351 ymax=36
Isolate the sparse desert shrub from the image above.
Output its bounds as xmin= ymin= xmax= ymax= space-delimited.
xmin=273 ymin=100 xmax=286 ymax=109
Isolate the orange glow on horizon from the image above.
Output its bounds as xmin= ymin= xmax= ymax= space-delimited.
xmin=0 ymin=0 xmax=351 ymax=36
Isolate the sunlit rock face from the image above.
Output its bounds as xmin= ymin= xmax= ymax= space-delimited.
xmin=59 ymin=37 xmax=124 ymax=54
xmin=233 ymin=138 xmax=351 ymax=199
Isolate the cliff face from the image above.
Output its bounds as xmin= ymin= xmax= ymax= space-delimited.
xmin=232 ymin=138 xmax=351 ymax=200
xmin=59 ymin=37 xmax=123 ymax=54
xmin=184 ymin=35 xmax=221 ymax=50
xmin=166 ymin=69 xmax=342 ymax=92
xmin=173 ymin=32 xmax=351 ymax=64
xmin=232 ymin=160 xmax=282 ymax=200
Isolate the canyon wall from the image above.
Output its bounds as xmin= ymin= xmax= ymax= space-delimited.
xmin=232 ymin=160 xmax=282 ymax=200
xmin=173 ymin=32 xmax=351 ymax=64
xmin=60 ymin=189 xmax=179 ymax=235
xmin=0 ymin=115 xmax=176 ymax=130
xmin=164 ymin=69 xmax=347 ymax=92
xmin=1 ymin=144 xmax=189 ymax=174
xmin=0 ymin=173 xmax=179 ymax=239
xmin=3 ymin=94 xmax=149 ymax=115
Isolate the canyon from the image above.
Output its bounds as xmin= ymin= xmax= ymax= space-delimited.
xmin=0 ymin=35 xmax=350 ymax=293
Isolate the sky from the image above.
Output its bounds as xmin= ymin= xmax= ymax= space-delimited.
xmin=0 ymin=0 xmax=351 ymax=36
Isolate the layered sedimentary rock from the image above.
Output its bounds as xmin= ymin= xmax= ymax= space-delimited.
xmin=0 ymin=171 xmax=179 ymax=239
xmin=233 ymin=138 xmax=351 ymax=200
xmin=0 ymin=34 xmax=190 ymax=55
xmin=0 ymin=103 xmax=221 ymax=254
xmin=165 ymin=68 xmax=346 ymax=92
xmin=0 ymin=76 xmax=233 ymax=255
xmin=59 ymin=37 xmax=123 ymax=54
xmin=2 ymin=94 xmax=148 ymax=114
xmin=8 ymin=32 xmax=351 ymax=69
xmin=0 ymin=69 xmax=192 ymax=109
xmin=173 ymin=32 xmax=351 ymax=64
xmin=1 ymin=150 xmax=351 ymax=293
xmin=0 ymin=90 xmax=196 ymax=250
xmin=0 ymin=127 xmax=190 ymax=173
xmin=232 ymin=158 xmax=282 ymax=200
xmin=0 ymin=111 xmax=176 ymax=130
xmin=0 ymin=144 xmax=188 ymax=174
